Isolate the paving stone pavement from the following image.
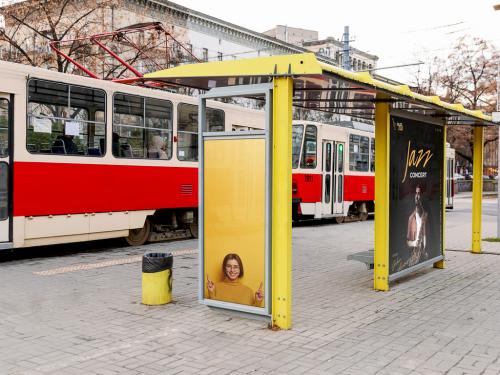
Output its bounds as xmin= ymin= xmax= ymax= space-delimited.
xmin=1 ymin=196 xmax=500 ymax=374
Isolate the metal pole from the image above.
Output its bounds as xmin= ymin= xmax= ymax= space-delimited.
xmin=373 ymin=96 xmax=390 ymax=291
xmin=272 ymin=76 xmax=293 ymax=329
xmin=472 ymin=126 xmax=484 ymax=253
xmin=497 ymin=68 xmax=500 ymax=238
xmin=342 ymin=26 xmax=351 ymax=71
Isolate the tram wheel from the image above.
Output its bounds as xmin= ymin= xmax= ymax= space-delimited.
xmin=189 ymin=223 xmax=199 ymax=238
xmin=359 ymin=212 xmax=369 ymax=221
xmin=126 ymin=218 xmax=151 ymax=246
xmin=335 ymin=216 xmax=345 ymax=224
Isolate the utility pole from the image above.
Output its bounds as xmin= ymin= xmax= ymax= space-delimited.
xmin=494 ymin=5 xmax=500 ymax=237
xmin=496 ymin=64 xmax=500 ymax=237
xmin=342 ymin=26 xmax=351 ymax=70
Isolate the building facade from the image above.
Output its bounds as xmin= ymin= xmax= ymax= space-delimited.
xmin=264 ymin=25 xmax=378 ymax=71
xmin=1 ymin=0 xmax=378 ymax=71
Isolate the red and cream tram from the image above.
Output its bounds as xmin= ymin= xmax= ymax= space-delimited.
xmin=0 ymin=61 xmax=267 ymax=249
xmin=0 ymin=60 xmax=377 ymax=249
xmin=292 ymin=121 xmax=374 ymax=222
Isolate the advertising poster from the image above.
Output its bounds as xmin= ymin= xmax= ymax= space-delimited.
xmin=203 ymin=138 xmax=266 ymax=309
xmin=389 ymin=116 xmax=444 ymax=275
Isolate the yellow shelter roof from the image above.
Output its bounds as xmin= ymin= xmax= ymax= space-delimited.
xmin=145 ymin=53 xmax=496 ymax=126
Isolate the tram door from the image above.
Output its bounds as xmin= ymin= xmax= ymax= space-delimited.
xmin=332 ymin=142 xmax=345 ymax=215
xmin=322 ymin=141 xmax=345 ymax=216
xmin=321 ymin=141 xmax=334 ymax=215
xmin=0 ymin=94 xmax=11 ymax=243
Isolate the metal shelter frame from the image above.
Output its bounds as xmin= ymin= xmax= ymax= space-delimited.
xmin=144 ymin=53 xmax=497 ymax=330
xmin=197 ymin=83 xmax=273 ymax=317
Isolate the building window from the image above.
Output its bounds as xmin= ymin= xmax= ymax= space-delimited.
xmin=349 ymin=134 xmax=369 ymax=171
xmin=217 ymin=52 xmax=223 ymax=61
xmin=202 ymin=48 xmax=208 ymax=61
xmin=113 ymin=93 xmax=173 ymax=159
xmin=27 ymin=79 xmax=106 ymax=156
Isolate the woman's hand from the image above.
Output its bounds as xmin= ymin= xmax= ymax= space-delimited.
xmin=255 ymin=282 xmax=264 ymax=302
xmin=206 ymin=274 xmax=215 ymax=294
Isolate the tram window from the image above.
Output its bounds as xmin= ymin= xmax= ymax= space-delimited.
xmin=324 ymin=174 xmax=331 ymax=204
xmin=113 ymin=94 xmax=173 ymax=159
xmin=0 ymin=162 xmax=7 ymax=220
xmin=0 ymin=99 xmax=9 ymax=157
xmin=292 ymin=125 xmax=303 ymax=169
xmin=177 ymin=103 xmax=224 ymax=161
xmin=325 ymin=143 xmax=332 ymax=172
xmin=300 ymin=125 xmax=317 ymax=169
xmin=145 ymin=98 xmax=173 ymax=159
xmin=338 ymin=175 xmax=343 ymax=203
xmin=349 ymin=134 xmax=369 ymax=172
xmin=370 ymin=138 xmax=375 ymax=172
xmin=27 ymin=79 xmax=106 ymax=157
xmin=337 ymin=143 xmax=344 ymax=173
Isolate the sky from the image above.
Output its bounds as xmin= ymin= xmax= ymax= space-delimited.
xmin=177 ymin=0 xmax=500 ymax=84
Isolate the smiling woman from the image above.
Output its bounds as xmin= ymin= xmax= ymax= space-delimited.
xmin=206 ymin=253 xmax=264 ymax=307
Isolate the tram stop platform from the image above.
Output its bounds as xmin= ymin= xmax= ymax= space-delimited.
xmin=1 ymin=196 xmax=500 ymax=374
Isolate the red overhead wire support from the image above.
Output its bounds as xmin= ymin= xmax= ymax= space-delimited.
xmin=90 ymin=36 xmax=144 ymax=78
xmin=49 ymin=22 xmax=200 ymax=85
xmin=50 ymin=38 xmax=100 ymax=79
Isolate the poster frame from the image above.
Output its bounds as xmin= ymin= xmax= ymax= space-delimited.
xmin=198 ymin=83 xmax=273 ymax=317
xmin=388 ymin=109 xmax=445 ymax=282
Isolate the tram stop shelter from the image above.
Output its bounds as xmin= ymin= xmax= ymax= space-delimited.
xmin=145 ymin=53 xmax=497 ymax=330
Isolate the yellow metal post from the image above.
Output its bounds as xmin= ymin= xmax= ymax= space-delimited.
xmin=374 ymin=99 xmax=390 ymax=291
xmin=271 ymin=76 xmax=293 ymax=329
xmin=434 ymin=125 xmax=446 ymax=269
xmin=472 ymin=126 xmax=484 ymax=253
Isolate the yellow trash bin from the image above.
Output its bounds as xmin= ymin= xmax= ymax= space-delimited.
xmin=142 ymin=252 xmax=173 ymax=305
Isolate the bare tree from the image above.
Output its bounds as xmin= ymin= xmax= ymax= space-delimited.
xmin=412 ymin=36 xmax=499 ymax=168
xmin=0 ymin=0 xmax=117 ymax=72
xmin=412 ymin=56 xmax=442 ymax=96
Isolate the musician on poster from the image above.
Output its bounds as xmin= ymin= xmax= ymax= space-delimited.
xmin=406 ymin=185 xmax=429 ymax=263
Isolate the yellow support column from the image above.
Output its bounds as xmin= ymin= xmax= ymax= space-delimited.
xmin=434 ymin=125 xmax=446 ymax=269
xmin=472 ymin=126 xmax=484 ymax=254
xmin=374 ymin=99 xmax=390 ymax=291
xmin=272 ymin=76 xmax=293 ymax=329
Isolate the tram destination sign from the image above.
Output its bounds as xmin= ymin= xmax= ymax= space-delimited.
xmin=389 ymin=116 xmax=444 ymax=275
